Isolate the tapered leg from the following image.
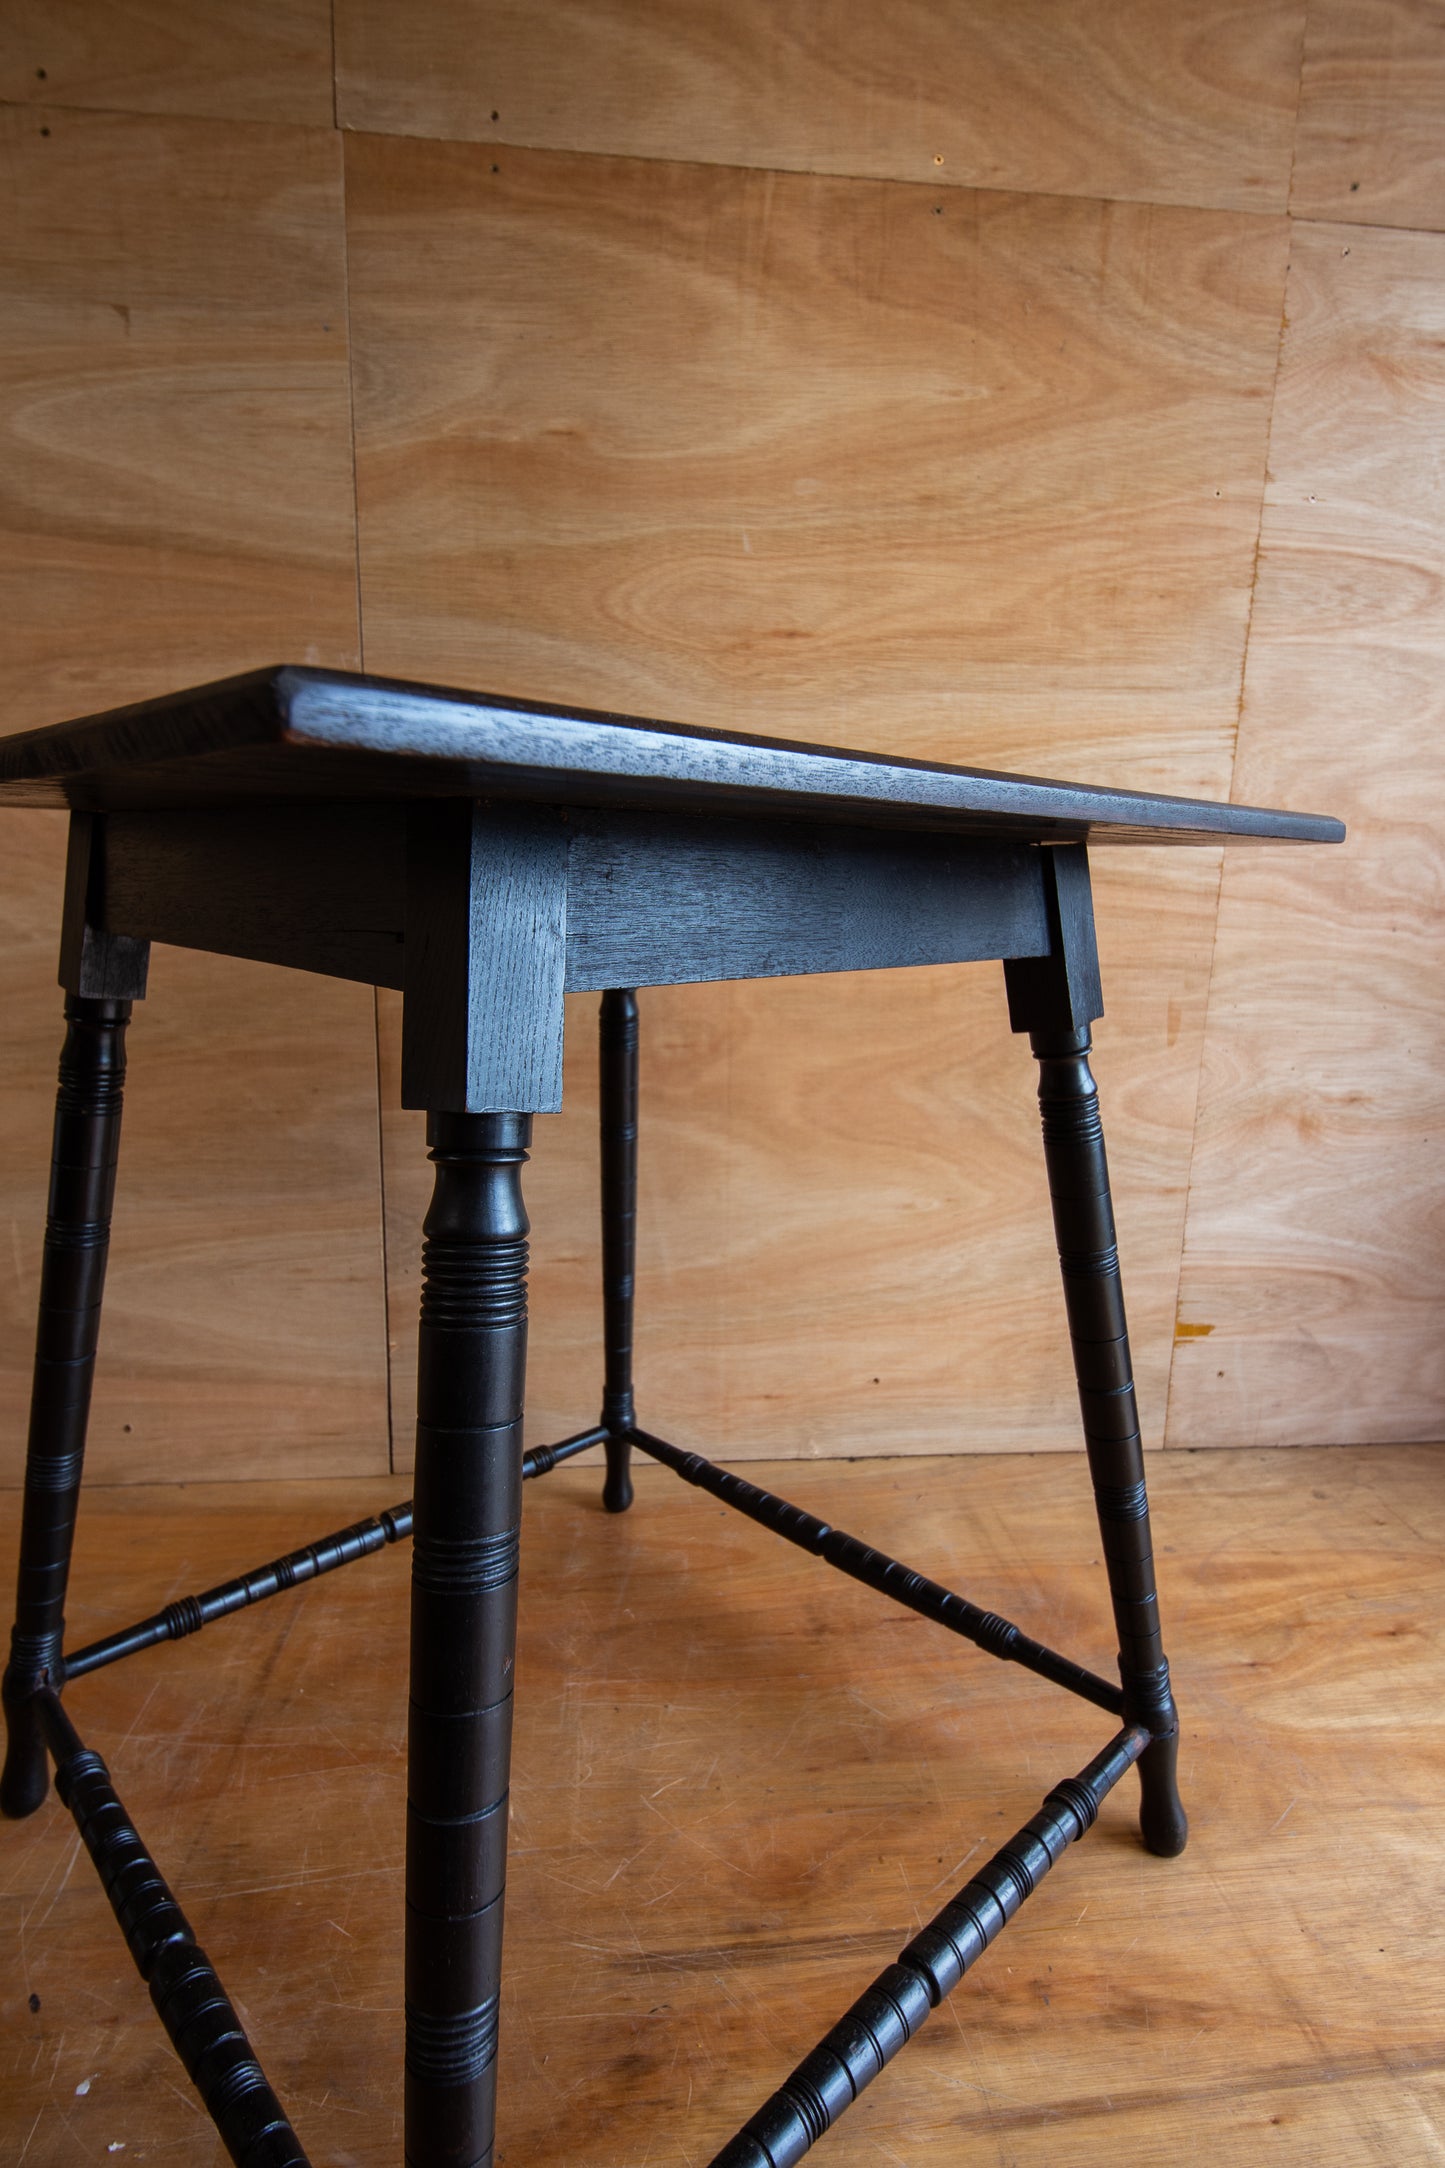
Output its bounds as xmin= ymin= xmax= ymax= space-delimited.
xmin=598 ymin=988 xmax=638 ymax=1513
xmin=1028 ymin=1026 xmax=1188 ymax=1858
xmin=2 ymin=995 xmax=133 ymax=1820
xmin=406 ymin=1112 xmax=531 ymax=2168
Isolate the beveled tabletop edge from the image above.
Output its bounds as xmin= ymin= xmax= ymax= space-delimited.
xmin=0 ymin=665 xmax=1346 ymax=846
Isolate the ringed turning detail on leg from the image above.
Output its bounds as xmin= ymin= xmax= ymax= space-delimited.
xmin=1004 ymin=843 xmax=1187 ymax=1859
xmin=405 ymin=1112 xmax=531 ymax=2168
xmin=598 ymin=988 xmax=639 ymax=1514
xmin=2 ymin=993 xmax=136 ymax=1820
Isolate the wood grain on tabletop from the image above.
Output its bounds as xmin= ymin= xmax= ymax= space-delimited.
xmin=0 ymin=105 xmax=387 ymax=1487
xmin=1293 ymin=0 xmax=1445 ymax=231
xmin=347 ymin=135 xmax=1278 ymax=1461
xmin=0 ymin=0 xmax=335 ymax=126
xmin=335 ymin=0 xmax=1307 ymax=216
xmin=1169 ymin=221 xmax=1445 ymax=1450
xmin=2 ymin=1444 xmax=1440 ymax=2164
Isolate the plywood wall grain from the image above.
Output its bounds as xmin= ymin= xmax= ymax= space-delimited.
xmin=0 ymin=105 xmax=387 ymax=1486
xmin=0 ymin=107 xmax=358 ymax=729
xmin=3 ymin=5 xmax=1439 ymax=1481
xmin=1168 ymin=220 xmax=1445 ymax=1447
xmin=336 ymin=0 xmax=1306 ymax=215
xmin=344 ymin=136 xmax=1285 ymax=785
xmin=343 ymin=135 xmax=1281 ymax=1458
xmin=0 ymin=1 xmax=334 ymax=126
xmin=1293 ymin=0 xmax=1445 ymax=230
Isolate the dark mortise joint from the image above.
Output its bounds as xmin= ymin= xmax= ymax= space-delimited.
xmin=35 ymin=1688 xmax=310 ymax=2168
xmin=708 ymin=1725 xmax=1148 ymax=2168
xmin=629 ymin=1429 xmax=1124 ymax=1717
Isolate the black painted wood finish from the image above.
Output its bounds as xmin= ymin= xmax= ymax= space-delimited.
xmin=11 ymin=668 xmax=1340 ymax=1118
xmin=62 ymin=1427 xmax=609 ymax=1685
xmin=707 ymin=1725 xmax=1149 ymax=2168
xmin=88 ymin=805 xmax=1055 ymax=998
xmin=63 ymin=1503 xmax=415 ymax=1682
xmin=563 ymin=815 xmax=1050 ymax=986
xmin=1004 ymin=850 xmax=1186 ymax=1856
xmin=1 ymin=994 xmax=133 ymax=1819
xmin=599 ymin=989 xmax=639 ymax=1513
xmin=58 ymin=812 xmax=152 ymax=1002
xmin=1 ymin=669 xmax=1345 ymax=2164
xmin=1029 ymin=1024 xmax=1187 ymax=1856
xmin=0 ymin=666 xmax=1343 ymax=848
xmin=402 ymin=803 xmax=569 ymax=1113
xmin=630 ymin=1429 xmax=1125 ymax=1716
xmin=406 ymin=1112 xmax=531 ymax=2168
xmin=36 ymin=1688 xmax=310 ymax=2168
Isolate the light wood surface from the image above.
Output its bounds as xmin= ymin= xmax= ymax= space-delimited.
xmin=2 ymin=1443 xmax=1440 ymax=2162
xmin=335 ymin=0 xmax=1307 ymax=215
xmin=0 ymin=0 xmax=335 ymax=126
xmin=2 ymin=6 xmax=1441 ymax=1476
xmin=345 ymin=134 xmax=1285 ymax=784
xmin=1169 ymin=219 xmax=1445 ymax=1449
xmin=346 ymin=133 xmax=1280 ymax=1458
xmin=1293 ymin=0 xmax=1445 ymax=231
xmin=0 ymin=105 xmax=358 ymax=735
xmin=0 ymin=104 xmax=383 ymax=1487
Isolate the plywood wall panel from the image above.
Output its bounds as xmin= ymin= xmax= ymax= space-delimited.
xmin=1293 ymin=0 xmax=1445 ymax=231
xmin=347 ymin=137 xmax=1270 ymax=1458
xmin=345 ymin=136 xmax=1285 ymax=789
xmin=0 ymin=1 xmax=334 ymax=127
xmin=0 ymin=106 xmax=388 ymax=1486
xmin=1168 ymin=221 xmax=1445 ymax=1448
xmin=0 ymin=106 xmax=359 ymax=731
xmin=336 ymin=0 xmax=1306 ymax=215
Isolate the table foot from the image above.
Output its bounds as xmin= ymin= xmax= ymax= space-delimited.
xmin=1138 ymin=1718 xmax=1188 ymax=1857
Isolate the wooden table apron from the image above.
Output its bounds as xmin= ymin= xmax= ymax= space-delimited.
xmin=0 ymin=667 xmax=1343 ymax=2168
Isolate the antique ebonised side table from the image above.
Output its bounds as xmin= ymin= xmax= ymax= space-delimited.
xmin=0 ymin=667 xmax=1342 ymax=2168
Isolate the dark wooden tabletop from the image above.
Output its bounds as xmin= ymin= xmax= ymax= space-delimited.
xmin=0 ymin=666 xmax=1343 ymax=846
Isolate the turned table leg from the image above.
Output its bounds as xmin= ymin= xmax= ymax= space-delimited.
xmin=2 ymin=994 xmax=133 ymax=1820
xmin=598 ymin=988 xmax=639 ymax=1513
xmin=1005 ymin=843 xmax=1187 ymax=1858
xmin=1027 ymin=1024 xmax=1188 ymax=1858
xmin=405 ymin=1112 xmax=531 ymax=2167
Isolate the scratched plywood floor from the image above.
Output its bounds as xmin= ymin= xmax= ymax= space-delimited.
xmin=2 ymin=1444 xmax=1442 ymax=2166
